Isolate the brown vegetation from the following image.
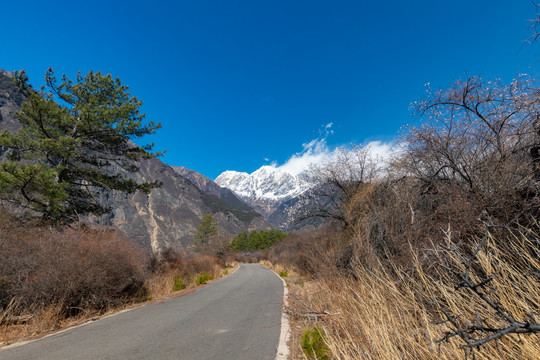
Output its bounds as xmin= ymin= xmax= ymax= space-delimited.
xmin=267 ymin=75 xmax=540 ymax=359
xmin=145 ymin=248 xmax=229 ymax=299
xmin=271 ymin=228 xmax=539 ymax=359
xmin=0 ymin=212 xmax=148 ymax=315
xmin=0 ymin=212 xmax=149 ymax=344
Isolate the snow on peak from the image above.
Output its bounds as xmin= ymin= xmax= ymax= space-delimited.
xmin=215 ymin=165 xmax=313 ymax=204
xmin=215 ymin=170 xmax=249 ymax=185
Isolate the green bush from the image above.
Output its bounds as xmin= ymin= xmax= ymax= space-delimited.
xmin=279 ymin=270 xmax=288 ymax=277
xmin=301 ymin=327 xmax=331 ymax=360
xmin=223 ymin=269 xmax=228 ymax=275
xmin=173 ymin=275 xmax=185 ymax=292
xmin=195 ymin=273 xmax=209 ymax=285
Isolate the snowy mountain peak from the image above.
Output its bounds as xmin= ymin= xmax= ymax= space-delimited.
xmin=214 ymin=170 xmax=249 ymax=186
xmin=215 ymin=165 xmax=314 ymax=216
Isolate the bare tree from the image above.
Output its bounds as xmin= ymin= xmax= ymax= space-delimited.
xmin=403 ymin=76 xmax=540 ymax=228
xmin=300 ymin=146 xmax=381 ymax=229
xmin=527 ymin=2 xmax=540 ymax=45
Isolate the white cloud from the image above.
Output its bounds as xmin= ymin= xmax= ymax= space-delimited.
xmin=363 ymin=140 xmax=399 ymax=162
xmin=271 ymin=124 xmax=399 ymax=177
xmin=279 ymin=137 xmax=334 ymax=176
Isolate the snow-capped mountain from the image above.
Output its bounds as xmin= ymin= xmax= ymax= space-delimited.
xmin=215 ymin=165 xmax=314 ymax=217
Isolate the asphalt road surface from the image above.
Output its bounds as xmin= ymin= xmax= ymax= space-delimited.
xmin=0 ymin=264 xmax=284 ymax=360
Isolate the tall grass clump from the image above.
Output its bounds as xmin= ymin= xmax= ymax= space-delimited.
xmin=290 ymin=230 xmax=540 ymax=359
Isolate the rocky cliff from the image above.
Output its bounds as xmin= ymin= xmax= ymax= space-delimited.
xmin=0 ymin=70 xmax=24 ymax=132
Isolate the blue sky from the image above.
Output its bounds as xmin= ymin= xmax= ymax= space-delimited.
xmin=1 ymin=1 xmax=538 ymax=179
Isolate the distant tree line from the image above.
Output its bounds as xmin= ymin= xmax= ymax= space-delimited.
xmin=229 ymin=229 xmax=287 ymax=251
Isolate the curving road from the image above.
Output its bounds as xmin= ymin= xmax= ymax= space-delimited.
xmin=0 ymin=264 xmax=285 ymax=360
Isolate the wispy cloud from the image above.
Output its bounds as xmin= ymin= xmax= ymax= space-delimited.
xmin=279 ymin=137 xmax=333 ymax=176
xmin=271 ymin=123 xmax=398 ymax=176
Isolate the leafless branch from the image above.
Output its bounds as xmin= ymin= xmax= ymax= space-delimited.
xmin=434 ymin=227 xmax=540 ymax=354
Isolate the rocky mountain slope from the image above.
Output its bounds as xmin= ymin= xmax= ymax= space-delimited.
xmin=0 ymin=69 xmax=267 ymax=253
xmin=171 ymin=166 xmax=272 ymax=231
xmin=267 ymin=183 xmax=341 ymax=230
xmin=88 ymin=159 xmax=270 ymax=252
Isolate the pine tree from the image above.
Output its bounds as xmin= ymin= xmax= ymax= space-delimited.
xmin=0 ymin=69 xmax=161 ymax=223
xmin=195 ymin=214 xmax=218 ymax=245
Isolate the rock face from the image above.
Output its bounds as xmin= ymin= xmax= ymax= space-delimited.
xmin=0 ymin=70 xmax=24 ymax=132
xmin=0 ymin=69 xmax=269 ymax=254
xmin=172 ymin=166 xmax=224 ymax=197
xmin=88 ymin=158 xmax=207 ymax=252
xmin=90 ymin=160 xmax=271 ymax=252
xmin=267 ymin=184 xmax=338 ymax=231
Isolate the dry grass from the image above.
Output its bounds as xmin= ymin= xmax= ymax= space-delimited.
xmin=282 ymin=231 xmax=540 ymax=359
xmin=145 ymin=254 xmax=234 ymax=300
xmin=0 ymin=300 xmax=99 ymax=346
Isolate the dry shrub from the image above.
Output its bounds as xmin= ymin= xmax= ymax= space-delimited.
xmin=182 ymin=254 xmax=223 ymax=276
xmin=0 ymin=214 xmax=232 ymax=344
xmin=291 ymin=230 xmax=540 ymax=359
xmin=301 ymin=76 xmax=540 ymax=273
xmin=345 ymin=178 xmax=484 ymax=270
xmin=224 ymin=254 xmax=237 ymax=267
xmin=227 ymin=251 xmax=264 ymax=264
xmin=0 ymin=212 xmax=150 ymax=345
xmin=0 ymin=212 xmax=149 ymax=315
xmin=268 ymin=228 xmax=349 ymax=276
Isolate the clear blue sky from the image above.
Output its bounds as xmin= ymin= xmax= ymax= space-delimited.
xmin=1 ymin=1 xmax=538 ymax=179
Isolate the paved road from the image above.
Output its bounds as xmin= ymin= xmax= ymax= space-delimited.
xmin=0 ymin=264 xmax=284 ymax=360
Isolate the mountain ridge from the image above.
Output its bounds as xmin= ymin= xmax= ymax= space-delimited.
xmin=171 ymin=166 xmax=272 ymax=230
xmin=215 ymin=165 xmax=313 ymax=218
